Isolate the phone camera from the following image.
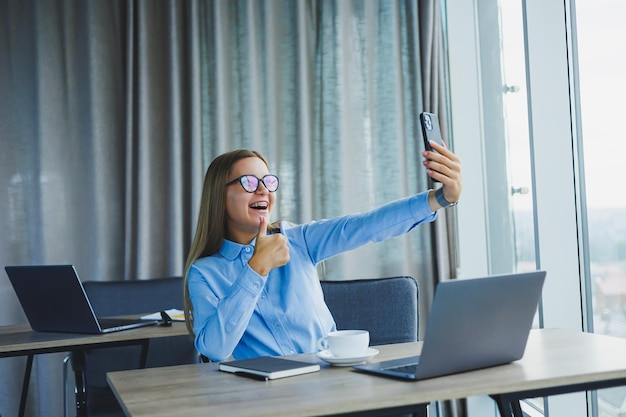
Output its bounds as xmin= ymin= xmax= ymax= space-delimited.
xmin=423 ymin=114 xmax=433 ymax=131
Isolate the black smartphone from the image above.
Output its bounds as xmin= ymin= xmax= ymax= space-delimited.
xmin=419 ymin=112 xmax=445 ymax=152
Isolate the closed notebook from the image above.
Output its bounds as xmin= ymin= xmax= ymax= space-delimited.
xmin=219 ymin=356 xmax=320 ymax=380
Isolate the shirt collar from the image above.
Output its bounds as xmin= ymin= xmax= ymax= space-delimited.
xmin=219 ymin=238 xmax=256 ymax=260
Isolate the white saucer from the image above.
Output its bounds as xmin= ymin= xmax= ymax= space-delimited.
xmin=316 ymin=348 xmax=379 ymax=366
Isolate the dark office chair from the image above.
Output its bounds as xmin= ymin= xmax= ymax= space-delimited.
xmin=320 ymin=276 xmax=419 ymax=345
xmin=321 ymin=276 xmax=422 ymax=417
xmin=63 ymin=277 xmax=199 ymax=417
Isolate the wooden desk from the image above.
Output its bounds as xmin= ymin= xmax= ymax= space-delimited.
xmin=0 ymin=321 xmax=189 ymax=417
xmin=0 ymin=322 xmax=189 ymax=357
xmin=106 ymin=328 xmax=626 ymax=417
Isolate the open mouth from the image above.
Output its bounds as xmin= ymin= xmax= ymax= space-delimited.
xmin=249 ymin=202 xmax=268 ymax=211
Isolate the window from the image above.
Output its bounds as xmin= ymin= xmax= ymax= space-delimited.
xmin=445 ymin=0 xmax=626 ymax=415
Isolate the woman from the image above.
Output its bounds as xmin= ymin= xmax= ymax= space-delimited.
xmin=184 ymin=145 xmax=461 ymax=361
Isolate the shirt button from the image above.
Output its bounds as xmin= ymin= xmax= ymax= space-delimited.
xmin=253 ymin=283 xmax=259 ymax=290
xmin=245 ymin=247 xmax=251 ymax=253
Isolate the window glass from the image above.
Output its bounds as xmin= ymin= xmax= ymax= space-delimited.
xmin=498 ymin=0 xmax=536 ymax=275
xmin=576 ymin=1 xmax=626 ymax=416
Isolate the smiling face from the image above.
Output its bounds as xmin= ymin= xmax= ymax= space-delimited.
xmin=224 ymin=157 xmax=276 ymax=244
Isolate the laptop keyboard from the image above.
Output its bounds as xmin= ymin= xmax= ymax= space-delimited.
xmin=383 ymin=363 xmax=420 ymax=374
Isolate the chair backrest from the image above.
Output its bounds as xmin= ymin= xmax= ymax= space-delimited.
xmin=84 ymin=276 xmax=184 ymax=316
xmin=76 ymin=277 xmax=198 ymax=417
xmin=320 ymin=276 xmax=419 ymax=346
xmin=82 ymin=276 xmax=198 ymax=371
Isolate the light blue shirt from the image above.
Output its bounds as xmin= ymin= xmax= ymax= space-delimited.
xmin=188 ymin=192 xmax=436 ymax=361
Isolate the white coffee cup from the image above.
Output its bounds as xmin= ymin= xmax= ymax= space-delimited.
xmin=317 ymin=330 xmax=370 ymax=358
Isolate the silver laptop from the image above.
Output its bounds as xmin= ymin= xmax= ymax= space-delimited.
xmin=5 ymin=265 xmax=158 ymax=334
xmin=353 ymin=270 xmax=546 ymax=380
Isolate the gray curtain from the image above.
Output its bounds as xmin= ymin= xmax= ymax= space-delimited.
xmin=0 ymin=1 xmax=453 ymax=416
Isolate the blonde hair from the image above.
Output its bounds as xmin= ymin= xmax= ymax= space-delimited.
xmin=183 ymin=149 xmax=277 ymax=336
